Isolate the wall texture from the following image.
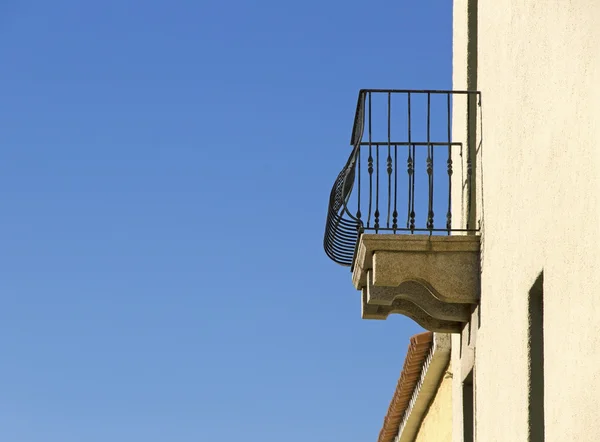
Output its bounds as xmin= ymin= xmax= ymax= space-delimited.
xmin=414 ymin=372 xmax=453 ymax=442
xmin=453 ymin=0 xmax=600 ymax=441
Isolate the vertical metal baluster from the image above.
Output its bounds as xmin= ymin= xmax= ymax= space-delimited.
xmin=406 ymin=145 xmax=411 ymax=228
xmin=406 ymin=93 xmax=414 ymax=232
xmin=446 ymin=93 xmax=453 ymax=233
xmin=386 ymin=92 xmax=392 ymax=229
xmin=411 ymin=145 xmax=416 ymax=232
xmin=374 ymin=96 xmax=380 ymax=232
xmin=427 ymin=92 xmax=434 ymax=232
xmin=367 ymin=92 xmax=373 ymax=229
xmin=393 ymin=142 xmax=398 ymax=232
xmin=356 ymin=94 xmax=363 ymax=226
xmin=357 ymin=149 xmax=362 ymax=224
xmin=357 ymin=145 xmax=362 ymax=225
xmin=466 ymin=93 xmax=473 ymax=230
xmin=406 ymin=93 xmax=411 ymax=229
xmin=407 ymin=145 xmax=414 ymax=230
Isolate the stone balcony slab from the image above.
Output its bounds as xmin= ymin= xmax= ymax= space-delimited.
xmin=354 ymin=234 xmax=480 ymax=330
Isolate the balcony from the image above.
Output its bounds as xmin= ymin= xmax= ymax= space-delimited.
xmin=324 ymin=89 xmax=481 ymax=331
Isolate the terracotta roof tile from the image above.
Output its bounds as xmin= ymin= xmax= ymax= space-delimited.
xmin=377 ymin=331 xmax=433 ymax=442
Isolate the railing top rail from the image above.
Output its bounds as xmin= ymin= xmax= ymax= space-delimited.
xmin=351 ymin=89 xmax=481 ymax=146
xmin=357 ymin=88 xmax=481 ymax=94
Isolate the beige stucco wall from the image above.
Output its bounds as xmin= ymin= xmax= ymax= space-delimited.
xmin=453 ymin=1 xmax=600 ymax=441
xmin=415 ymin=372 xmax=453 ymax=442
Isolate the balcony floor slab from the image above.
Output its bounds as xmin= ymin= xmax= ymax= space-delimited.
xmin=353 ymin=234 xmax=480 ymax=330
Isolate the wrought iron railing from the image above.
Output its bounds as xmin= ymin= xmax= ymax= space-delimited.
xmin=324 ymin=89 xmax=481 ymax=266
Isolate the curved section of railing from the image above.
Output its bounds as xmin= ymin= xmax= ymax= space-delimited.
xmin=323 ymin=146 xmax=362 ymax=266
xmin=323 ymin=92 xmax=366 ymax=267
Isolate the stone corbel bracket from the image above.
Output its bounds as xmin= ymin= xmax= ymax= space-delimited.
xmin=354 ymin=235 xmax=481 ymax=331
xmin=361 ymin=290 xmax=464 ymax=333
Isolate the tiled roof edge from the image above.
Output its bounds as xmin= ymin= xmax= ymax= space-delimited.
xmin=395 ymin=333 xmax=452 ymax=442
xmin=376 ymin=332 xmax=434 ymax=442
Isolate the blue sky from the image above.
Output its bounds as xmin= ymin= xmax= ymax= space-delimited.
xmin=0 ymin=1 xmax=452 ymax=441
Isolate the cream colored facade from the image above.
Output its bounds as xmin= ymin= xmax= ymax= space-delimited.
xmin=415 ymin=373 xmax=452 ymax=442
xmin=452 ymin=1 xmax=600 ymax=441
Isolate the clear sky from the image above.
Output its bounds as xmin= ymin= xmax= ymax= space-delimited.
xmin=0 ymin=1 xmax=452 ymax=441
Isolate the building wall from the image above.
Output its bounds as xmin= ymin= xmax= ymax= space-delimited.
xmin=451 ymin=1 xmax=479 ymax=440
xmin=453 ymin=1 xmax=600 ymax=441
xmin=415 ymin=372 xmax=453 ymax=442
